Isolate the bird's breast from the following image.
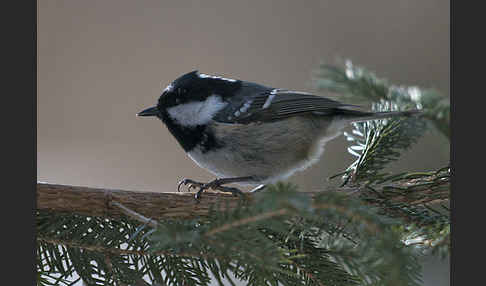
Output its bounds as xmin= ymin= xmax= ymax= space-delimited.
xmin=186 ymin=117 xmax=344 ymax=184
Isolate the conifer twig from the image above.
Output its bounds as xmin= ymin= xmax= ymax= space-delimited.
xmin=110 ymin=201 xmax=159 ymax=228
xmin=205 ymin=209 xmax=288 ymax=236
xmin=37 ymin=236 xmax=219 ymax=260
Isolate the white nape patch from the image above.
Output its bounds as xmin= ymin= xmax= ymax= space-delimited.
xmin=163 ymin=83 xmax=174 ymax=92
xmin=167 ymin=95 xmax=227 ymax=126
xmin=262 ymin=89 xmax=277 ymax=109
xmin=198 ymin=73 xmax=237 ymax=82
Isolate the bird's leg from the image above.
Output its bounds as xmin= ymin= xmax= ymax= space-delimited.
xmin=178 ymin=176 xmax=255 ymax=201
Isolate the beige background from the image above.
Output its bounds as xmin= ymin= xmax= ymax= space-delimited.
xmin=37 ymin=1 xmax=450 ymax=285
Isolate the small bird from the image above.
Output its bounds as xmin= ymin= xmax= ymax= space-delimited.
xmin=138 ymin=71 xmax=420 ymax=200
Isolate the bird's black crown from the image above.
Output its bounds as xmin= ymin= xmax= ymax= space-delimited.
xmin=157 ymin=70 xmax=242 ymax=110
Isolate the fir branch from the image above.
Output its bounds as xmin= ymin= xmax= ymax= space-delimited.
xmin=356 ymin=166 xmax=450 ymax=226
xmin=37 ymin=182 xmax=431 ymax=286
xmin=355 ymin=165 xmax=450 ymax=257
xmin=37 ymin=211 xmax=218 ymax=286
xmin=268 ymin=230 xmax=361 ymax=286
xmin=336 ymin=100 xmax=427 ymax=185
xmin=205 ymin=208 xmax=288 ymax=237
xmin=147 ymin=184 xmax=422 ymax=286
xmin=315 ymin=62 xmax=450 ymax=255
xmin=317 ymin=61 xmax=448 ymax=219
xmin=314 ymin=60 xmax=449 ymax=139
xmin=310 ymin=190 xmax=422 ymax=286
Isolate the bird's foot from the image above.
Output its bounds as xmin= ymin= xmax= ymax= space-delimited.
xmin=177 ymin=179 xmax=205 ymax=193
xmin=178 ymin=178 xmax=244 ymax=202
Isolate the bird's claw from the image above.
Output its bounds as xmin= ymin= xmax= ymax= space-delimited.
xmin=177 ymin=178 xmax=244 ymax=202
xmin=177 ymin=179 xmax=204 ymax=192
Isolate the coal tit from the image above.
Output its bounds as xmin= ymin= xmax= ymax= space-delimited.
xmin=138 ymin=71 xmax=419 ymax=199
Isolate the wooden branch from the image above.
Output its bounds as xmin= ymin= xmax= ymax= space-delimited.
xmin=37 ymin=176 xmax=449 ymax=222
xmin=37 ymin=183 xmax=243 ymax=220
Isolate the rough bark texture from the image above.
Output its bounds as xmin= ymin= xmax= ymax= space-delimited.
xmin=37 ymin=176 xmax=449 ymax=221
xmin=37 ymin=183 xmax=243 ymax=219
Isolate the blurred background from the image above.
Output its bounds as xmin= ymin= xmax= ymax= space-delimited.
xmin=37 ymin=1 xmax=449 ymax=285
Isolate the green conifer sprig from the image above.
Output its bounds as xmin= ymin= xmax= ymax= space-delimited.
xmin=316 ymin=60 xmax=450 ymax=260
xmin=37 ymin=183 xmax=424 ymax=286
xmin=359 ymin=166 xmax=450 ymax=226
xmin=336 ymin=100 xmax=427 ymax=185
xmin=314 ymin=60 xmax=450 ymax=139
xmin=130 ymin=183 xmax=423 ymax=286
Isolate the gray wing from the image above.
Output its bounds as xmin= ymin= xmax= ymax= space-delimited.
xmin=214 ymin=86 xmax=357 ymax=124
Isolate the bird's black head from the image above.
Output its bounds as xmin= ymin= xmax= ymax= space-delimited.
xmin=137 ymin=70 xmax=241 ymax=119
xmin=137 ymin=71 xmax=242 ymax=152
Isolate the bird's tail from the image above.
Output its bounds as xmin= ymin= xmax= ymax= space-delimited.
xmin=338 ymin=109 xmax=423 ymax=123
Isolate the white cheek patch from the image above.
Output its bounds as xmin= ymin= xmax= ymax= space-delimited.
xmin=167 ymin=95 xmax=228 ymax=126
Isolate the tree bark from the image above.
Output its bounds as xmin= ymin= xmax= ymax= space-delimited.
xmin=37 ymin=183 xmax=242 ymax=220
xmin=37 ymin=177 xmax=449 ymax=221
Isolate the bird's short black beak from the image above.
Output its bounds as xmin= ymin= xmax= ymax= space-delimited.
xmin=137 ymin=106 xmax=159 ymax=117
